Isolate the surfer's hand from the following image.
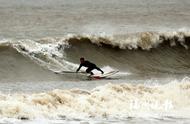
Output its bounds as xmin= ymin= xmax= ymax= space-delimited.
xmin=76 ymin=69 xmax=79 ymax=73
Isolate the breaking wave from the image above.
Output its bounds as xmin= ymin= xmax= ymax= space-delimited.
xmin=0 ymin=31 xmax=190 ymax=82
xmin=63 ymin=31 xmax=190 ymax=50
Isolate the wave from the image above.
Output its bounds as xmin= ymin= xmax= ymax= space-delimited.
xmin=0 ymin=39 xmax=79 ymax=82
xmin=63 ymin=31 xmax=190 ymax=50
xmin=0 ymin=30 xmax=190 ymax=82
xmin=0 ymin=78 xmax=190 ymax=120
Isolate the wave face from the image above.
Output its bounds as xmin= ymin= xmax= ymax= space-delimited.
xmin=0 ymin=79 xmax=190 ymax=120
xmin=0 ymin=31 xmax=190 ymax=82
xmin=0 ymin=39 xmax=78 ymax=82
xmin=63 ymin=31 xmax=190 ymax=75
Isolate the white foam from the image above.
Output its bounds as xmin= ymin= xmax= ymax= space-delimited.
xmin=0 ymin=78 xmax=190 ymax=120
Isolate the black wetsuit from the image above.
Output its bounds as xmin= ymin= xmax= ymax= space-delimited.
xmin=76 ymin=61 xmax=104 ymax=75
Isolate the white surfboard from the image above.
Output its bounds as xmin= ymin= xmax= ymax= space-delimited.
xmin=89 ymin=70 xmax=119 ymax=79
xmin=54 ymin=71 xmax=86 ymax=74
xmin=54 ymin=70 xmax=119 ymax=79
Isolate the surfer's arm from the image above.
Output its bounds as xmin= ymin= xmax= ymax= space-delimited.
xmin=95 ymin=66 xmax=104 ymax=74
xmin=76 ymin=64 xmax=83 ymax=72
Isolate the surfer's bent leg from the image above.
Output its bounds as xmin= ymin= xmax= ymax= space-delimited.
xmin=86 ymin=68 xmax=94 ymax=75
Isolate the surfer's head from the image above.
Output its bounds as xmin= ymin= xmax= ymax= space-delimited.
xmin=80 ymin=57 xmax=85 ymax=63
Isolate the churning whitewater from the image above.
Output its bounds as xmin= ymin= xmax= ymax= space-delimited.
xmin=0 ymin=78 xmax=190 ymax=120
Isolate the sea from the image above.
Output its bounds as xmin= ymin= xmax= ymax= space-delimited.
xmin=0 ymin=0 xmax=190 ymax=123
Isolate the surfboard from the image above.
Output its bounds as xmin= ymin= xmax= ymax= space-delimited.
xmin=54 ymin=70 xmax=119 ymax=80
xmin=89 ymin=70 xmax=119 ymax=79
xmin=54 ymin=71 xmax=86 ymax=74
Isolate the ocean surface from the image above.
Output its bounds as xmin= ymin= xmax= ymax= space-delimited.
xmin=0 ymin=0 xmax=190 ymax=123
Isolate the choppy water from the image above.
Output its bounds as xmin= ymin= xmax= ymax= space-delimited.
xmin=0 ymin=0 xmax=190 ymax=123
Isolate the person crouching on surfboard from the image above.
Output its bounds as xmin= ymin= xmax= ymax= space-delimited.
xmin=76 ymin=57 xmax=104 ymax=75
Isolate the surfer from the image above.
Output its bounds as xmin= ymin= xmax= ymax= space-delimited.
xmin=76 ymin=57 xmax=104 ymax=75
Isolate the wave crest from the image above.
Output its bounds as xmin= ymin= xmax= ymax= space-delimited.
xmin=63 ymin=31 xmax=190 ymax=50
